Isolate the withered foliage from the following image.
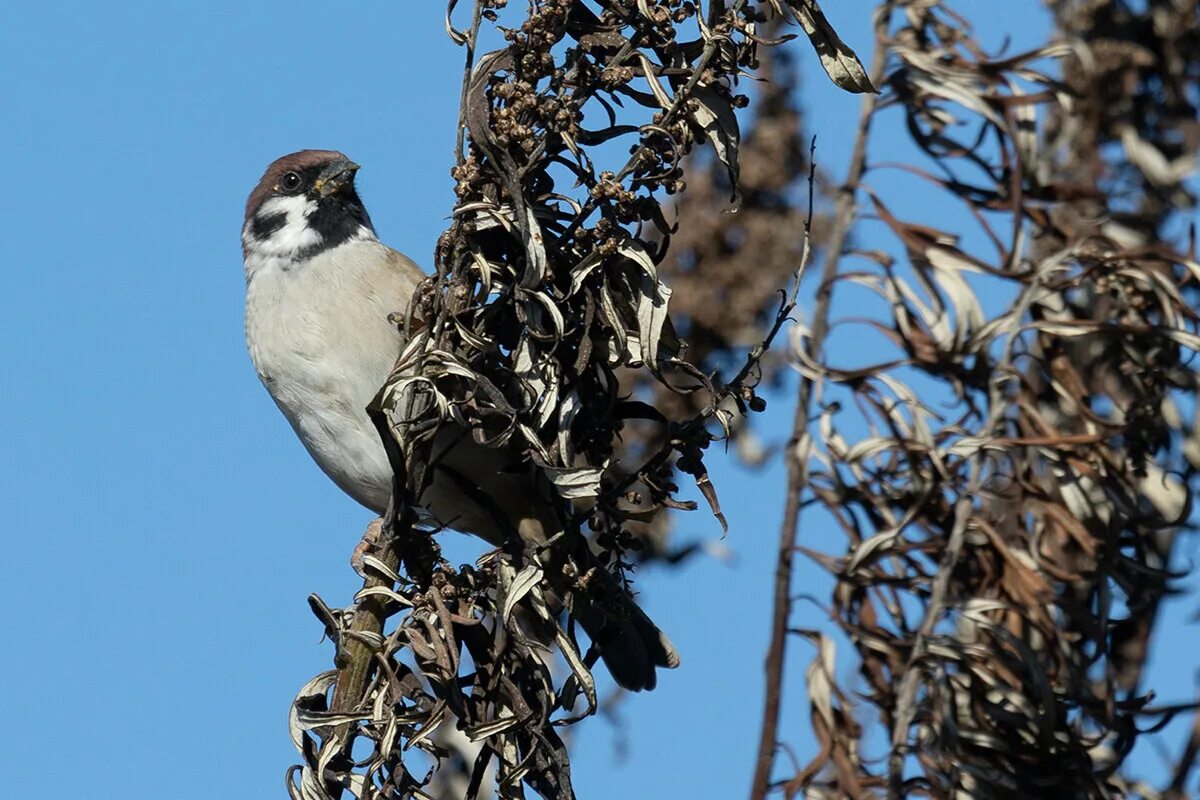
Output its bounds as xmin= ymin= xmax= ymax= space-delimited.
xmin=285 ymin=2 xmax=869 ymax=799
xmin=623 ymin=13 xmax=825 ymax=556
xmin=656 ymin=13 xmax=821 ymax=400
xmin=761 ymin=1 xmax=1200 ymax=798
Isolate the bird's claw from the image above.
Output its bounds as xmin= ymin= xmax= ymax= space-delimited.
xmin=351 ymin=517 xmax=385 ymax=579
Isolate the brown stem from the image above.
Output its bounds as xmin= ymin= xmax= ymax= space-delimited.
xmin=1167 ymin=701 xmax=1200 ymax=798
xmin=329 ymin=403 xmax=418 ymax=717
xmin=886 ymin=495 xmax=971 ymax=793
xmin=747 ymin=9 xmax=893 ymax=798
xmin=330 ymin=518 xmax=402 ymax=714
xmin=451 ymin=0 xmax=484 ymax=168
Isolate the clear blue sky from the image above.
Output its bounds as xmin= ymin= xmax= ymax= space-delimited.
xmin=2 ymin=2 xmax=1192 ymax=798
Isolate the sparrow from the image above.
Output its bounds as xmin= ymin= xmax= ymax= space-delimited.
xmin=242 ymin=150 xmax=679 ymax=690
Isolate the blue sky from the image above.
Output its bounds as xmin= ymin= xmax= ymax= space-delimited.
xmin=2 ymin=2 xmax=1194 ymax=798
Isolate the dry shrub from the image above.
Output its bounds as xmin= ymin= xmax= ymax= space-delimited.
xmin=765 ymin=2 xmax=1200 ymax=798
xmin=285 ymin=2 xmax=868 ymax=798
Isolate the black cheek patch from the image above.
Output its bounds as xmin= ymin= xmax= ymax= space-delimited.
xmin=250 ymin=211 xmax=287 ymax=240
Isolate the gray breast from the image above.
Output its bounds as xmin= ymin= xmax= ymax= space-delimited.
xmin=245 ymin=238 xmax=407 ymax=514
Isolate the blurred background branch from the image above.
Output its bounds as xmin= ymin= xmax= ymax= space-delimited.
xmin=754 ymin=1 xmax=1200 ymax=798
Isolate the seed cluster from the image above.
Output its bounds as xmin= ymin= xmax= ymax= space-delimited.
xmin=290 ymin=3 xmax=874 ymax=799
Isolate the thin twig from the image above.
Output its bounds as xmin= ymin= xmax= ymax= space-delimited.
xmin=748 ymin=6 xmax=894 ymax=797
xmin=886 ymin=493 xmax=972 ymax=794
xmin=1166 ymin=701 xmax=1200 ymax=798
xmin=451 ymin=0 xmax=485 ymax=167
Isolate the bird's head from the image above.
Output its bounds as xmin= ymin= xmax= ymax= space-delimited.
xmin=242 ymin=150 xmax=376 ymax=272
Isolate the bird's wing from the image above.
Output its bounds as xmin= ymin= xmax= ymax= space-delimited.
xmin=383 ymin=246 xmax=427 ymax=327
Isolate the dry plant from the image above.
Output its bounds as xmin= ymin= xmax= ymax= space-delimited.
xmin=751 ymin=1 xmax=1200 ymax=798
xmin=284 ymin=2 xmax=870 ymax=799
xmin=621 ymin=10 xmax=828 ymax=557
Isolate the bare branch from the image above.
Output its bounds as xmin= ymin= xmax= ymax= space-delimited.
xmin=750 ymin=6 xmax=894 ymax=797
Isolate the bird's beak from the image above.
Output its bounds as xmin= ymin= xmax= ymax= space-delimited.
xmin=313 ymin=160 xmax=361 ymax=197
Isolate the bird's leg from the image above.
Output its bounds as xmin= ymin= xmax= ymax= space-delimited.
xmin=350 ymin=517 xmax=385 ymax=579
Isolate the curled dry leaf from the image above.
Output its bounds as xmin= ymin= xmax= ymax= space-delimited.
xmin=772 ymin=0 xmax=876 ymax=93
xmin=290 ymin=1 xmax=867 ymax=798
xmin=780 ymin=2 xmax=1200 ymax=797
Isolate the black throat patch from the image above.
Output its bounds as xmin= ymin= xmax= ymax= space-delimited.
xmin=304 ymin=189 xmax=375 ymax=257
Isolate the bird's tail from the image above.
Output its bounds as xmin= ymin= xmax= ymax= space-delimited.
xmin=504 ymin=491 xmax=680 ymax=691
xmin=558 ymin=544 xmax=680 ymax=692
xmin=433 ymin=434 xmax=679 ymax=690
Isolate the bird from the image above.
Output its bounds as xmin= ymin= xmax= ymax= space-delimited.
xmin=242 ymin=149 xmax=679 ymax=690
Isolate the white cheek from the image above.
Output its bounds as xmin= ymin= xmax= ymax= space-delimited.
xmin=258 ymin=193 xmax=315 ymax=219
xmin=243 ymin=194 xmax=323 ymax=257
xmin=242 ymin=195 xmax=378 ymax=283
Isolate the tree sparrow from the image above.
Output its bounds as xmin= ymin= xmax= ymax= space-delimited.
xmin=242 ymin=150 xmax=678 ymax=690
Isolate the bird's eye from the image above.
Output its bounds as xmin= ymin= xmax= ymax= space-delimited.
xmin=279 ymin=172 xmax=303 ymax=192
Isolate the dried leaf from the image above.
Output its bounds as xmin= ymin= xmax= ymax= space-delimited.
xmin=786 ymin=0 xmax=875 ymax=93
xmin=692 ymin=84 xmax=742 ymax=204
